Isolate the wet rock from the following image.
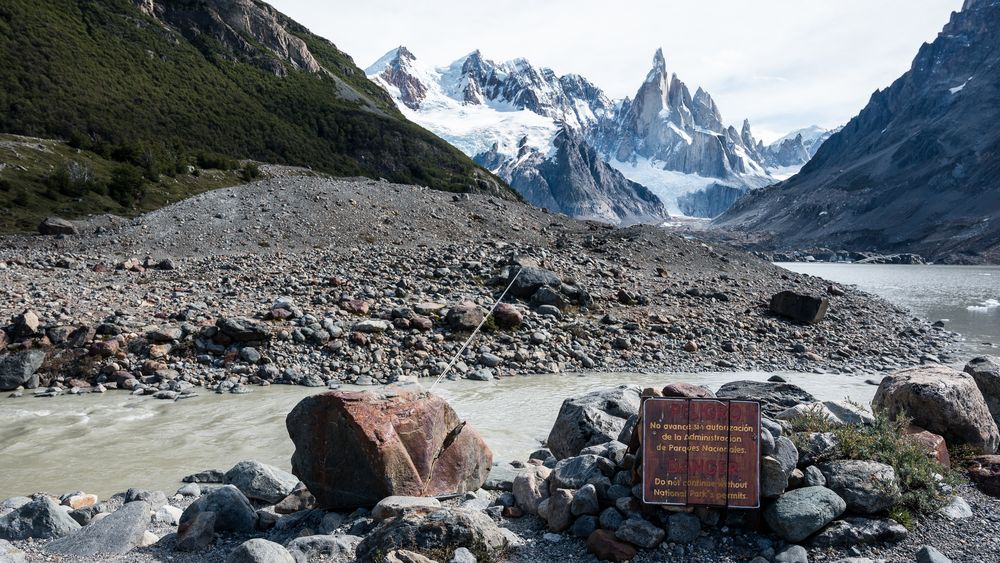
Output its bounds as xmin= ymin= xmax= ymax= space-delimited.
xmin=286 ymin=390 xmax=492 ymax=510
xmin=770 ymin=291 xmax=829 ymax=324
xmin=179 ymin=485 xmax=257 ymax=533
xmin=764 ymin=486 xmax=846 ymax=542
xmin=873 ymin=365 xmax=1000 ymax=453
xmin=224 ymin=460 xmax=299 ymax=505
xmin=547 ymin=385 xmax=641 ymax=459
xmin=355 ymin=508 xmax=508 ymax=563
xmin=226 ymin=538 xmax=295 ymax=563
xmin=0 ymin=350 xmax=45 ymax=391
xmin=810 ymin=516 xmax=907 ymax=547
xmin=716 ymin=380 xmax=816 ymax=418
xmin=45 ymin=501 xmax=150 ymax=557
xmin=586 ymin=529 xmax=637 ymax=562
xmin=0 ymin=497 xmax=80 ymax=540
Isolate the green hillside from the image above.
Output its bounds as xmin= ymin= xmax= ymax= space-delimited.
xmin=0 ymin=0 xmax=505 ymax=231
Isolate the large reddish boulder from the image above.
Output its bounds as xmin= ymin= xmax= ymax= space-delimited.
xmin=286 ymin=390 xmax=492 ymax=510
xmin=872 ymin=365 xmax=999 ymax=454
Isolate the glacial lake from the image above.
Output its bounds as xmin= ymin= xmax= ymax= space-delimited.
xmin=0 ymin=263 xmax=996 ymax=500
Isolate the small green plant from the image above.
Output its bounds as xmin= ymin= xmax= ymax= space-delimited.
xmin=788 ymin=408 xmax=964 ymax=520
xmin=786 ymin=404 xmax=836 ymax=433
xmin=239 ymin=161 xmax=262 ymax=182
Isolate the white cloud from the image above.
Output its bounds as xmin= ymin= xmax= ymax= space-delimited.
xmin=268 ymin=0 xmax=962 ymax=142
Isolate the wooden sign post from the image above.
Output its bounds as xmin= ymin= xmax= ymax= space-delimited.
xmin=641 ymin=398 xmax=760 ymax=508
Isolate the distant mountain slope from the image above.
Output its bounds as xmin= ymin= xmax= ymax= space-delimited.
xmin=715 ymin=0 xmax=1000 ymax=262
xmin=760 ymin=125 xmax=840 ymax=179
xmin=0 ymin=0 xmax=505 ymax=199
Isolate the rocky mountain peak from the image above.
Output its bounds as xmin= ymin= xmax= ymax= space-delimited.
xmin=646 ymin=47 xmax=668 ymax=83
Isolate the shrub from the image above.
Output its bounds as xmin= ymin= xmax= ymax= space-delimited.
xmin=789 ymin=407 xmax=963 ymax=523
xmin=107 ymin=164 xmax=147 ymax=207
xmin=239 ymin=161 xmax=262 ymax=182
xmin=47 ymin=161 xmax=97 ymax=196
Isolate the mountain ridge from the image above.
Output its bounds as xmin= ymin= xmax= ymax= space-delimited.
xmin=714 ymin=0 xmax=1000 ymax=262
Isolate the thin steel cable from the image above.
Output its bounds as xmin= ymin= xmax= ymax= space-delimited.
xmin=428 ymin=267 xmax=523 ymax=392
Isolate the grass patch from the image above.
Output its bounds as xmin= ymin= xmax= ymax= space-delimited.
xmin=0 ymin=135 xmax=253 ymax=232
xmin=789 ymin=407 xmax=963 ymax=523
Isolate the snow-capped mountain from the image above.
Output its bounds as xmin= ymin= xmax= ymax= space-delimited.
xmin=366 ymin=47 xmax=611 ymax=157
xmin=592 ymin=49 xmax=775 ymax=216
xmin=759 ymin=125 xmax=841 ymax=179
xmin=474 ymin=127 xmax=667 ymax=224
xmin=367 ymin=46 xmax=790 ymax=219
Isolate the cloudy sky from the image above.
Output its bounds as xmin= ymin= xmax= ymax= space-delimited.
xmin=270 ymin=0 xmax=961 ymax=142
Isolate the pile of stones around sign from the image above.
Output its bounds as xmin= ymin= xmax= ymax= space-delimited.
xmin=3 ymin=357 xmax=1000 ymax=563
xmin=0 ymin=248 xmax=958 ymax=400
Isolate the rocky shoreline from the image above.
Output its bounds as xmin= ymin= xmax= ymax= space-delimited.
xmin=3 ymin=359 xmax=1000 ymax=563
xmin=0 ymin=176 xmax=958 ymax=401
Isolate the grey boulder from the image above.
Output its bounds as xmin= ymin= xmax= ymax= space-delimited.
xmin=179 ymin=485 xmax=257 ymax=533
xmin=873 ymin=365 xmax=1000 ymax=453
xmin=0 ymin=497 xmax=80 ymax=540
xmin=764 ymin=486 xmax=847 ymax=542
xmin=224 ymin=460 xmax=299 ymax=505
xmin=355 ymin=508 xmax=508 ymax=563
xmin=547 ymin=386 xmax=641 ymax=459
xmin=226 ymin=538 xmax=294 ymax=563
xmin=966 ymin=356 xmax=1000 ymax=427
xmin=810 ymin=517 xmax=907 ymax=548
xmin=45 ymin=501 xmax=150 ymax=556
xmin=716 ymin=380 xmax=816 ymax=418
xmin=0 ymin=350 xmax=45 ymax=392
xmin=819 ymin=460 xmax=899 ymax=514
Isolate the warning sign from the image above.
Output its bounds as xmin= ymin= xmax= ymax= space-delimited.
xmin=641 ymin=398 xmax=760 ymax=508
